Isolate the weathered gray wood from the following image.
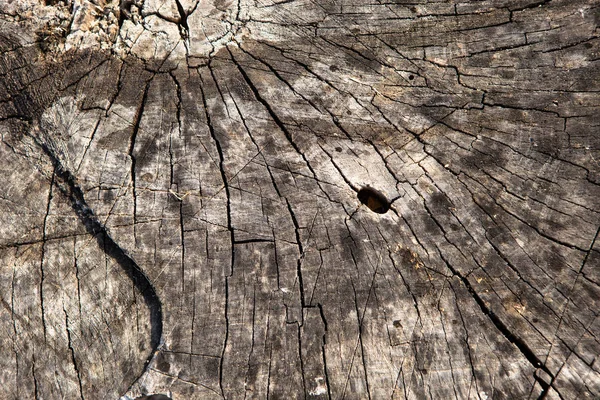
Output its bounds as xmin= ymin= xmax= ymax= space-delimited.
xmin=1 ymin=0 xmax=599 ymax=399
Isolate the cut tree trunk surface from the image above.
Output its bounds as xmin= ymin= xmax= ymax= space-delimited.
xmin=1 ymin=0 xmax=599 ymax=399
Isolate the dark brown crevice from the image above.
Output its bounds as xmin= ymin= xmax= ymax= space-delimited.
xmin=63 ymin=308 xmax=84 ymax=400
xmin=317 ymin=303 xmax=332 ymax=400
xmin=237 ymin=42 xmax=353 ymax=142
xmin=389 ymin=201 xmax=553 ymax=389
xmin=228 ymin=47 xmax=341 ymax=209
xmin=285 ymin=198 xmax=306 ymax=309
xmin=31 ymin=134 xmax=163 ymax=396
xmin=39 ymin=168 xmax=55 ymax=343
xmin=118 ymin=0 xmax=134 ymax=28
xmin=454 ymin=263 xmax=554 ymax=384
xmin=197 ymin=67 xmax=232 ymax=398
xmin=297 ymin=323 xmax=307 ymax=399
xmin=32 ymin=351 xmax=39 ymax=400
xmin=168 ymin=71 xmax=185 ymax=293
xmin=174 ymin=0 xmax=190 ymax=41
xmin=129 ymin=79 xmax=152 ymax=244
xmin=242 ymin=286 xmax=257 ymax=393
xmin=227 ymin=46 xmax=320 ymax=182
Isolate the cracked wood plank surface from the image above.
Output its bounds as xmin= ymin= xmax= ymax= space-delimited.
xmin=1 ymin=0 xmax=599 ymax=399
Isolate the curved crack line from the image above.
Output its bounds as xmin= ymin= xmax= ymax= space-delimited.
xmin=30 ymin=126 xmax=163 ymax=396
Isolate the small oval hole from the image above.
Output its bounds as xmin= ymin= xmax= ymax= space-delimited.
xmin=136 ymin=395 xmax=173 ymax=400
xmin=357 ymin=187 xmax=391 ymax=214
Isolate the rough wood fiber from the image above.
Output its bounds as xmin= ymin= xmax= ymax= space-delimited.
xmin=0 ymin=0 xmax=599 ymax=399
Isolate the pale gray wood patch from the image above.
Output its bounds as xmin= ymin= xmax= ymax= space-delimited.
xmin=0 ymin=0 xmax=599 ymax=399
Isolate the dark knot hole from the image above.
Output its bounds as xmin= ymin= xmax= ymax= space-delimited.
xmin=357 ymin=187 xmax=391 ymax=214
xmin=136 ymin=395 xmax=173 ymax=400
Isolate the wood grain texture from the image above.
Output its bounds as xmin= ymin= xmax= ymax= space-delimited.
xmin=1 ymin=0 xmax=599 ymax=399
